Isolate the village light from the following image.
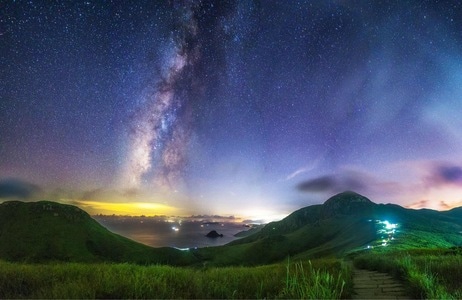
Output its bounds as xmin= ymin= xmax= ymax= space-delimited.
xmin=383 ymin=221 xmax=397 ymax=230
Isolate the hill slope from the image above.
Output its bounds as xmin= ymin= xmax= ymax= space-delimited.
xmin=0 ymin=201 xmax=197 ymax=265
xmin=2 ymin=192 xmax=462 ymax=267
xmin=196 ymin=191 xmax=462 ymax=266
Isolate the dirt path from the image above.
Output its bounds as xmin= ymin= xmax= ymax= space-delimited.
xmin=352 ymin=268 xmax=411 ymax=299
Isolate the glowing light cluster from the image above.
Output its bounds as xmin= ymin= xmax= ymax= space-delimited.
xmin=365 ymin=219 xmax=399 ymax=249
xmin=384 ymin=220 xmax=397 ymax=230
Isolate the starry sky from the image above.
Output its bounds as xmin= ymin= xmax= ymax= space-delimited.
xmin=1 ymin=1 xmax=462 ymax=220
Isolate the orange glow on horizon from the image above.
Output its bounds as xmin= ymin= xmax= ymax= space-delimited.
xmin=76 ymin=200 xmax=180 ymax=216
xmin=72 ymin=200 xmax=283 ymax=221
xmin=405 ymin=186 xmax=462 ymax=211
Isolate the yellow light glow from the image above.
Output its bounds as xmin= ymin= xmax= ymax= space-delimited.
xmin=242 ymin=208 xmax=288 ymax=223
xmin=76 ymin=200 xmax=178 ymax=216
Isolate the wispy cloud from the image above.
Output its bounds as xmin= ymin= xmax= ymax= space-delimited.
xmin=405 ymin=199 xmax=429 ymax=209
xmin=405 ymin=199 xmax=458 ymax=211
xmin=0 ymin=178 xmax=41 ymax=200
xmin=285 ymin=156 xmax=323 ymax=181
xmin=439 ymin=200 xmax=451 ymax=210
xmin=286 ymin=167 xmax=312 ymax=181
xmin=296 ymin=170 xmax=401 ymax=196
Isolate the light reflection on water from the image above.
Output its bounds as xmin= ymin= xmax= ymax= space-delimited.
xmin=94 ymin=217 xmax=248 ymax=248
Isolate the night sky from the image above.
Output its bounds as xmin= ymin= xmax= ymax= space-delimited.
xmin=1 ymin=1 xmax=462 ymax=220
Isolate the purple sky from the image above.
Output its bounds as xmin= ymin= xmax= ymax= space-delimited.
xmin=1 ymin=1 xmax=462 ymax=219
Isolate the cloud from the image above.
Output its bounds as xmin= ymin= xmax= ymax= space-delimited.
xmin=297 ymin=174 xmax=367 ymax=193
xmin=297 ymin=176 xmax=338 ymax=192
xmin=285 ymin=155 xmax=324 ymax=181
xmin=296 ymin=170 xmax=401 ymax=196
xmin=405 ymin=199 xmax=429 ymax=209
xmin=406 ymin=199 xmax=455 ymax=211
xmin=80 ymin=188 xmax=105 ymax=200
xmin=286 ymin=167 xmax=312 ymax=181
xmin=435 ymin=165 xmax=462 ymax=184
xmin=425 ymin=163 xmax=462 ymax=187
xmin=122 ymin=188 xmax=140 ymax=198
xmin=439 ymin=200 xmax=451 ymax=210
xmin=0 ymin=178 xmax=41 ymax=199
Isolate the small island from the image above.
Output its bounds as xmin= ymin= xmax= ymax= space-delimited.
xmin=205 ymin=230 xmax=223 ymax=238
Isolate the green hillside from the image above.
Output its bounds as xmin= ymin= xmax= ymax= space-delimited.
xmin=368 ymin=203 xmax=462 ymax=250
xmin=196 ymin=191 xmax=462 ymax=266
xmin=195 ymin=192 xmax=377 ymax=266
xmin=2 ymin=192 xmax=462 ymax=267
xmin=0 ymin=201 xmax=197 ymax=265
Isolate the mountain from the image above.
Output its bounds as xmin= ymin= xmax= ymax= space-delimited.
xmin=2 ymin=192 xmax=462 ymax=267
xmin=195 ymin=191 xmax=462 ymax=266
xmin=0 ymin=201 xmax=197 ymax=265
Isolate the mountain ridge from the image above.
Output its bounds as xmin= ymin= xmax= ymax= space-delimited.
xmin=0 ymin=200 xmax=197 ymax=265
xmin=2 ymin=192 xmax=462 ymax=266
xmin=197 ymin=192 xmax=462 ymax=265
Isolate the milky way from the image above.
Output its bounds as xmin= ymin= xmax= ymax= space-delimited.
xmin=122 ymin=2 xmax=202 ymax=190
xmin=1 ymin=1 xmax=462 ymax=217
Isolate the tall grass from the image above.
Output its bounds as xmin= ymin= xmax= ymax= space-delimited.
xmin=354 ymin=249 xmax=462 ymax=299
xmin=0 ymin=258 xmax=350 ymax=299
xmin=280 ymin=259 xmax=347 ymax=299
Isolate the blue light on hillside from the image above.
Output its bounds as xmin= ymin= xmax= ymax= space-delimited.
xmin=384 ymin=221 xmax=397 ymax=230
xmin=365 ymin=219 xmax=399 ymax=249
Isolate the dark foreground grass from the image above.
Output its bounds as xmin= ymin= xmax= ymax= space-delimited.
xmin=354 ymin=248 xmax=462 ymax=299
xmin=0 ymin=258 xmax=352 ymax=299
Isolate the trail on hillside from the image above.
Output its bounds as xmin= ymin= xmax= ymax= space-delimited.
xmin=352 ymin=268 xmax=411 ymax=299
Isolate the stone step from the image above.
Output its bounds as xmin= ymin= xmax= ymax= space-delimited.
xmin=353 ymin=268 xmax=411 ymax=300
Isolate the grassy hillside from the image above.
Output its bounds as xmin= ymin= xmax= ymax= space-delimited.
xmin=3 ymin=192 xmax=462 ymax=298
xmin=0 ymin=201 xmax=197 ymax=265
xmin=195 ymin=215 xmax=376 ymax=266
xmin=2 ymin=191 xmax=462 ymax=267
xmin=197 ymin=191 xmax=462 ymax=266
xmin=195 ymin=192 xmax=377 ymax=266
xmin=367 ymin=203 xmax=462 ymax=250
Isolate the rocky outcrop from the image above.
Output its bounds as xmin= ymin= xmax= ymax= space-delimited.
xmin=205 ymin=230 xmax=223 ymax=238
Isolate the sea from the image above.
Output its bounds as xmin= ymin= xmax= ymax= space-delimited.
xmin=94 ymin=216 xmax=251 ymax=249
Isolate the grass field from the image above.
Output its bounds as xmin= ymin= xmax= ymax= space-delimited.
xmin=354 ymin=247 xmax=462 ymax=299
xmin=0 ymin=258 xmax=352 ymax=299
